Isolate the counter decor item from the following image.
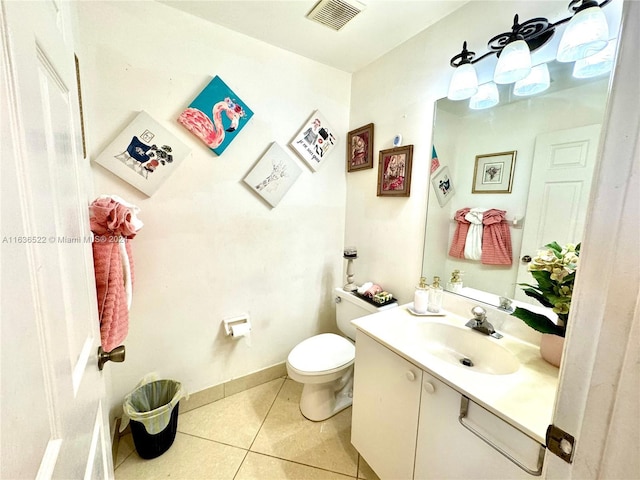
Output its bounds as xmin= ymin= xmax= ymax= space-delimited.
xmin=511 ymin=242 xmax=580 ymax=366
xmin=343 ymin=247 xmax=358 ymax=292
xmin=413 ymin=277 xmax=429 ymax=314
xmin=427 ymin=276 xmax=443 ymax=313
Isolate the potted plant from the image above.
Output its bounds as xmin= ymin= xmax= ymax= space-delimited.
xmin=511 ymin=242 xmax=580 ymax=366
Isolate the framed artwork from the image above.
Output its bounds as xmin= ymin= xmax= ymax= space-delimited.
xmin=347 ymin=123 xmax=374 ymax=172
xmin=472 ymin=150 xmax=517 ymax=193
xmin=178 ymin=75 xmax=253 ymax=156
xmin=290 ymin=110 xmax=338 ymax=172
xmin=243 ymin=142 xmax=303 ymax=208
xmin=377 ymin=145 xmax=413 ymax=197
xmin=94 ymin=111 xmax=191 ymax=196
xmin=431 ymin=166 xmax=455 ymax=207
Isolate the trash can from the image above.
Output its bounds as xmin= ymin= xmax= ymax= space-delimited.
xmin=123 ymin=379 xmax=185 ymax=459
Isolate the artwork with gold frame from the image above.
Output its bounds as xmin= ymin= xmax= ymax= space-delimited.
xmin=347 ymin=123 xmax=374 ymax=172
xmin=472 ymin=150 xmax=517 ymax=193
xmin=377 ymin=145 xmax=413 ymax=197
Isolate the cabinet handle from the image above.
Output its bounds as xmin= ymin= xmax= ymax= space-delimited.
xmin=406 ymin=371 xmax=416 ymax=381
xmin=458 ymin=396 xmax=545 ymax=476
xmin=423 ymin=381 xmax=435 ymax=394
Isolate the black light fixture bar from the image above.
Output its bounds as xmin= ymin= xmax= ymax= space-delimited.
xmin=449 ymin=0 xmax=613 ymax=68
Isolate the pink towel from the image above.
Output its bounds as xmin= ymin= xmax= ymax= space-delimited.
xmin=481 ymin=209 xmax=512 ymax=265
xmin=449 ymin=208 xmax=471 ymax=258
xmin=89 ymin=198 xmax=137 ymax=352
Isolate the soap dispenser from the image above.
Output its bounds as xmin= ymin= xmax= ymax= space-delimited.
xmin=413 ymin=277 xmax=429 ymax=314
xmin=446 ymin=269 xmax=463 ymax=293
xmin=428 ymin=276 xmax=443 ymax=313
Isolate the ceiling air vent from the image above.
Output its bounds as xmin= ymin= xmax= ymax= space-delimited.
xmin=306 ymin=0 xmax=366 ymax=31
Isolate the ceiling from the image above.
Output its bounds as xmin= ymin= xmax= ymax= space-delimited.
xmin=158 ymin=0 xmax=469 ymax=73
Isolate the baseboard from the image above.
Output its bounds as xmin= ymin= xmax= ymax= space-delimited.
xmin=180 ymin=362 xmax=288 ymax=413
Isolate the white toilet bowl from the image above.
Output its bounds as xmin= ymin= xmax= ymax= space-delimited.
xmin=286 ymin=288 xmax=398 ymax=422
xmin=286 ymin=333 xmax=355 ymax=421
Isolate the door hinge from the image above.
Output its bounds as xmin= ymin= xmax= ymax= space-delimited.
xmin=546 ymin=424 xmax=575 ymax=464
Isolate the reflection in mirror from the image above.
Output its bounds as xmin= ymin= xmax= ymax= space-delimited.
xmin=422 ymin=60 xmax=614 ymax=309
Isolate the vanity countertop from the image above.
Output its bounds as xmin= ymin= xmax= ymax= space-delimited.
xmin=352 ymin=304 xmax=560 ymax=444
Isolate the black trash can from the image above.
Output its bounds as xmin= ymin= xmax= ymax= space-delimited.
xmin=123 ymin=379 xmax=184 ymax=459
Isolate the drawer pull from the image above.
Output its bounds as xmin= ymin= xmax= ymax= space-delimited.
xmin=458 ymin=396 xmax=545 ymax=476
xmin=406 ymin=370 xmax=416 ymax=381
xmin=423 ymin=381 xmax=435 ymax=394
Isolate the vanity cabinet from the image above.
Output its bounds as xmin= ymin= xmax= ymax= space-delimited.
xmin=416 ymin=371 xmax=543 ymax=479
xmin=351 ymin=331 xmax=422 ymax=480
xmin=352 ymin=331 xmax=544 ymax=480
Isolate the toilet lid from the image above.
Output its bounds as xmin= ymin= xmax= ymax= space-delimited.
xmin=287 ymin=333 xmax=355 ymax=373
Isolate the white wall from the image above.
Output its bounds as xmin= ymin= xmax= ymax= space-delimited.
xmin=74 ymin=1 xmax=351 ymax=417
xmin=347 ymin=0 xmax=616 ymax=304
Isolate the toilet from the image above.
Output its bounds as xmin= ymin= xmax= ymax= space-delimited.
xmin=286 ymin=287 xmax=398 ymax=421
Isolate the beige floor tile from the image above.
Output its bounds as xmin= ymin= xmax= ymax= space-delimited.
xmin=236 ymin=452 xmax=356 ymax=480
xmin=178 ymin=378 xmax=285 ymax=449
xmin=115 ymin=433 xmax=135 ymax=469
xmin=115 ymin=432 xmax=246 ymax=479
xmin=250 ymin=379 xmax=358 ymax=477
xmin=357 ymin=456 xmax=381 ymax=480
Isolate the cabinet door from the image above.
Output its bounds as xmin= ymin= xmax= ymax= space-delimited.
xmin=416 ymin=372 xmax=543 ymax=479
xmin=352 ymin=332 xmax=422 ymax=480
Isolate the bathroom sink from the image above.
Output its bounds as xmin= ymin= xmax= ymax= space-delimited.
xmin=409 ymin=322 xmax=520 ymax=375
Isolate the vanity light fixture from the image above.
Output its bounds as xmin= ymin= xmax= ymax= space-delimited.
xmin=446 ymin=0 xmax=613 ymax=101
xmin=513 ymin=63 xmax=551 ymax=96
xmin=572 ymin=38 xmax=616 ymax=78
xmin=469 ymin=82 xmax=499 ymax=110
xmin=492 ymin=16 xmax=532 ymax=85
xmin=447 ymin=41 xmax=478 ymax=101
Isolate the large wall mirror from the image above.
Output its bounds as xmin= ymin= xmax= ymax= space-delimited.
xmin=422 ymin=57 xmax=617 ymax=308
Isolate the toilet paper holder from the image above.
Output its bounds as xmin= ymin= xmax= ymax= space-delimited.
xmin=223 ymin=314 xmax=251 ymax=336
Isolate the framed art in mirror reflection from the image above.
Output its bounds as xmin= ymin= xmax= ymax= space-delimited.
xmin=472 ymin=150 xmax=517 ymax=194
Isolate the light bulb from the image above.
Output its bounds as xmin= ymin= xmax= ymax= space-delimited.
xmin=513 ymin=63 xmax=550 ymax=96
xmin=447 ymin=63 xmax=478 ymax=101
xmin=557 ymin=5 xmax=609 ymax=62
xmin=494 ymin=39 xmax=532 ymax=84
xmin=573 ymin=39 xmax=616 ymax=78
xmin=469 ymin=82 xmax=499 ymax=110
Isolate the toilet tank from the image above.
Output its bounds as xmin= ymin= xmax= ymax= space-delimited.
xmin=334 ymin=287 xmax=397 ymax=340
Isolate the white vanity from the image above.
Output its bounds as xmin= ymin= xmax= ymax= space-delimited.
xmin=351 ymin=303 xmax=559 ymax=479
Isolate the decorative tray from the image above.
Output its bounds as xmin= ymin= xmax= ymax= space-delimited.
xmin=351 ymin=291 xmax=398 ymax=308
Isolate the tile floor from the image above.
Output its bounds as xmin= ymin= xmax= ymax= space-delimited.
xmin=115 ymin=378 xmax=380 ymax=479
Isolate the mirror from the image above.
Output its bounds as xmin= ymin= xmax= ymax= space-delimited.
xmin=422 ymin=60 xmax=614 ymax=308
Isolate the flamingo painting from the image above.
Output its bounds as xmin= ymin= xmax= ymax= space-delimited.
xmin=177 ymin=76 xmax=253 ymax=156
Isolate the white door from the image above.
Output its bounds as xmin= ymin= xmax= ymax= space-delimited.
xmin=1 ymin=1 xmax=113 ymax=478
xmin=514 ymin=124 xmax=601 ymax=303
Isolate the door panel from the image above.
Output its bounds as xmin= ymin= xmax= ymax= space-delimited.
xmin=1 ymin=1 xmax=112 ymax=478
xmin=514 ymin=124 xmax=601 ymax=303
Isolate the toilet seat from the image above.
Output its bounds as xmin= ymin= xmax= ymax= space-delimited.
xmin=287 ymin=333 xmax=355 ymax=374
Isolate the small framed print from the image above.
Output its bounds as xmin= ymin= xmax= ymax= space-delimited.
xmin=431 ymin=166 xmax=455 ymax=207
xmin=93 ymin=111 xmax=190 ymax=196
xmin=290 ymin=110 xmax=338 ymax=172
xmin=472 ymin=150 xmax=517 ymax=193
xmin=377 ymin=145 xmax=413 ymax=197
xmin=347 ymin=123 xmax=374 ymax=172
xmin=243 ymin=142 xmax=302 ymax=208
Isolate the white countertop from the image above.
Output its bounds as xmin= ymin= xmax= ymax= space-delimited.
xmin=352 ymin=304 xmax=559 ymax=444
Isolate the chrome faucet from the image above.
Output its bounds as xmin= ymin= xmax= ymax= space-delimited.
xmin=465 ymin=306 xmax=503 ymax=339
